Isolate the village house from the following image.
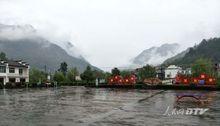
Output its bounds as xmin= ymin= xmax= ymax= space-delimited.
xmin=181 ymin=68 xmax=192 ymax=75
xmin=75 ymin=75 xmax=81 ymax=81
xmin=165 ymin=65 xmax=182 ymax=79
xmin=156 ymin=66 xmax=165 ymax=80
xmin=0 ymin=60 xmax=29 ymax=85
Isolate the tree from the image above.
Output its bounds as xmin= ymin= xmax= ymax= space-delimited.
xmin=120 ymin=70 xmax=131 ymax=77
xmin=93 ymin=70 xmax=103 ymax=78
xmin=137 ymin=64 xmax=156 ymax=80
xmin=29 ymin=68 xmax=47 ymax=84
xmin=191 ymin=58 xmax=214 ymax=77
xmin=111 ymin=67 xmax=120 ymax=76
xmin=104 ymin=72 xmax=112 ymax=80
xmin=67 ymin=67 xmax=79 ymax=82
xmin=80 ymin=66 xmax=95 ymax=82
xmin=164 ymin=38 xmax=220 ymax=65
xmin=53 ymin=71 xmax=66 ymax=83
xmin=0 ymin=52 xmax=7 ymax=60
xmin=59 ymin=62 xmax=68 ymax=76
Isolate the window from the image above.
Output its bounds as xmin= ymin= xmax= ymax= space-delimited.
xmin=9 ymin=68 xmax=15 ymax=73
xmin=20 ymin=78 xmax=26 ymax=83
xmin=9 ymin=78 xmax=15 ymax=83
xmin=19 ymin=69 xmax=23 ymax=75
xmin=0 ymin=66 xmax=6 ymax=73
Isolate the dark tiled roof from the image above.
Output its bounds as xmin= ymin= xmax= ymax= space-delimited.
xmin=0 ymin=60 xmax=7 ymax=65
xmin=0 ymin=60 xmax=29 ymax=68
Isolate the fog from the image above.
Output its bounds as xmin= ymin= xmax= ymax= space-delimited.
xmin=0 ymin=0 xmax=220 ymax=70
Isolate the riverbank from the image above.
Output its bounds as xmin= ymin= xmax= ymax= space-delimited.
xmin=86 ymin=84 xmax=220 ymax=91
xmin=1 ymin=83 xmax=219 ymax=91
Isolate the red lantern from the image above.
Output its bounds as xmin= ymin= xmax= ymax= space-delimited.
xmin=200 ymin=74 xmax=205 ymax=79
xmin=193 ymin=78 xmax=198 ymax=83
xmin=209 ymin=78 xmax=213 ymax=82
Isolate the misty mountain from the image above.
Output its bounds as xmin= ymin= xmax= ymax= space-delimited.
xmin=0 ymin=24 xmax=98 ymax=72
xmin=163 ymin=48 xmax=190 ymax=64
xmin=59 ymin=41 xmax=85 ymax=60
xmin=131 ymin=43 xmax=181 ymax=66
xmin=163 ymin=38 xmax=220 ymax=65
xmin=0 ymin=24 xmax=84 ymax=58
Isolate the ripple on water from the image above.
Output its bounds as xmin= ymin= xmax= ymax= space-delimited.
xmin=0 ymin=87 xmax=219 ymax=126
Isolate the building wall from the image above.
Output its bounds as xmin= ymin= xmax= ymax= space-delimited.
xmin=165 ymin=69 xmax=180 ymax=79
xmin=165 ymin=65 xmax=182 ymax=79
xmin=0 ymin=64 xmax=29 ymax=85
xmin=75 ymin=76 xmax=81 ymax=81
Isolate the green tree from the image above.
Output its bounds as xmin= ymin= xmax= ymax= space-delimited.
xmin=120 ymin=70 xmax=131 ymax=77
xmin=80 ymin=66 xmax=95 ymax=83
xmin=93 ymin=70 xmax=107 ymax=80
xmin=53 ymin=71 xmax=66 ymax=83
xmin=59 ymin=62 xmax=68 ymax=76
xmin=137 ymin=64 xmax=156 ymax=80
xmin=104 ymin=72 xmax=112 ymax=80
xmin=164 ymin=38 xmax=220 ymax=65
xmin=111 ymin=67 xmax=120 ymax=76
xmin=29 ymin=68 xmax=47 ymax=83
xmin=67 ymin=67 xmax=79 ymax=82
xmin=0 ymin=52 xmax=7 ymax=60
xmin=191 ymin=58 xmax=214 ymax=77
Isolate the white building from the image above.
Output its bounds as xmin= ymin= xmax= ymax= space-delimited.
xmin=0 ymin=60 xmax=29 ymax=85
xmin=165 ymin=65 xmax=182 ymax=79
xmin=75 ymin=76 xmax=81 ymax=81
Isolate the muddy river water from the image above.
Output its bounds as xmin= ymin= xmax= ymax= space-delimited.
xmin=0 ymin=86 xmax=219 ymax=126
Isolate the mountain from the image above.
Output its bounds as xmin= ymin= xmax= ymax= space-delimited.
xmin=163 ymin=38 xmax=220 ymax=65
xmin=163 ymin=48 xmax=190 ymax=64
xmin=58 ymin=41 xmax=85 ymax=60
xmin=0 ymin=24 xmax=98 ymax=72
xmin=131 ymin=43 xmax=181 ymax=66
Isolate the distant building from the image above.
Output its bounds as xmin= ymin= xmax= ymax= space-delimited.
xmin=75 ymin=76 xmax=81 ymax=81
xmin=181 ymin=68 xmax=192 ymax=75
xmin=156 ymin=66 xmax=165 ymax=80
xmin=0 ymin=60 xmax=29 ymax=85
xmin=165 ymin=65 xmax=182 ymax=79
xmin=47 ymin=74 xmax=51 ymax=81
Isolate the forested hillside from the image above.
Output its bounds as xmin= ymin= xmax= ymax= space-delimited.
xmin=164 ymin=38 xmax=220 ymax=65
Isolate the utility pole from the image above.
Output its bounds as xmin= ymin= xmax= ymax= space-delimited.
xmin=44 ymin=65 xmax=47 ymax=83
xmin=44 ymin=65 xmax=47 ymax=73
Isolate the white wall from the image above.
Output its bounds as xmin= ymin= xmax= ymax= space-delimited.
xmin=165 ymin=65 xmax=181 ymax=79
xmin=0 ymin=65 xmax=29 ymax=85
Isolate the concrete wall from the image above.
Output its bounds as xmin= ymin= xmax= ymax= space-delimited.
xmin=165 ymin=65 xmax=182 ymax=79
xmin=165 ymin=69 xmax=180 ymax=79
xmin=0 ymin=65 xmax=29 ymax=85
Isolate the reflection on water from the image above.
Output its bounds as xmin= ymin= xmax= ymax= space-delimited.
xmin=0 ymin=86 xmax=220 ymax=126
xmin=174 ymin=91 xmax=216 ymax=108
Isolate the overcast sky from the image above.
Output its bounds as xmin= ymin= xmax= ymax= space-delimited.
xmin=0 ymin=0 xmax=220 ymax=70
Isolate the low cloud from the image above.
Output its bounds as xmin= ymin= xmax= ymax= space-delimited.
xmin=0 ymin=24 xmax=37 ymax=40
xmin=0 ymin=0 xmax=220 ymax=70
xmin=0 ymin=24 xmax=83 ymax=58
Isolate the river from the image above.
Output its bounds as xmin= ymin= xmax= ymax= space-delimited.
xmin=0 ymin=86 xmax=219 ymax=126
